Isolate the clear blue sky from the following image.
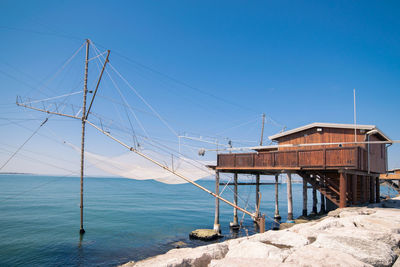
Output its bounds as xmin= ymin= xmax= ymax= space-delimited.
xmin=0 ymin=0 xmax=399 ymax=175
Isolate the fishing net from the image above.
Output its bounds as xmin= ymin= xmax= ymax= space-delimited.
xmin=68 ymin=143 xmax=215 ymax=184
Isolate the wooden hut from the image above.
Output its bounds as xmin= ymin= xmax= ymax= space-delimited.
xmin=214 ymin=123 xmax=391 ymax=226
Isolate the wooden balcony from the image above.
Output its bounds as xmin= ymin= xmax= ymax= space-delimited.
xmin=217 ymin=146 xmax=368 ymax=172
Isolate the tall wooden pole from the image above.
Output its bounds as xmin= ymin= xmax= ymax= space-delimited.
xmin=286 ymin=173 xmax=293 ymax=221
xmin=80 ymin=39 xmax=89 ymax=235
xmin=213 ymin=171 xmax=220 ymax=233
xmin=231 ymin=173 xmax=239 ymax=227
xmin=274 ymin=174 xmax=281 ymax=219
xmin=302 ymin=178 xmax=307 ymax=216
xmin=352 ymin=174 xmax=358 ymax=205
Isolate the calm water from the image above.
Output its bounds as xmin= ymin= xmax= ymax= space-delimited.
xmin=0 ymin=174 xmax=325 ymax=266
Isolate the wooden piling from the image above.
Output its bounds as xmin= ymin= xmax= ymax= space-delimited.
xmin=302 ymin=178 xmax=307 ymax=216
xmin=339 ymin=172 xmax=347 ymax=208
xmin=286 ymin=173 xmax=293 ymax=221
xmin=274 ymin=174 xmax=281 ymax=219
xmin=376 ymin=177 xmax=380 ymax=203
xmin=312 ymin=185 xmax=318 ymax=214
xmin=352 ymin=174 xmax=358 ymax=205
xmin=213 ymin=171 xmax=220 ymax=233
xmin=231 ymin=173 xmax=239 ymax=227
xmin=320 ymin=192 xmax=326 ymax=214
xmin=256 ymin=173 xmax=260 ymax=217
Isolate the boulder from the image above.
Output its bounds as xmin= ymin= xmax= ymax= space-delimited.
xmin=285 ymin=246 xmax=372 ymax=267
xmin=189 ymin=229 xmax=220 ymax=241
xmin=225 ymin=240 xmax=288 ymax=262
xmin=312 ymin=231 xmax=397 ymax=266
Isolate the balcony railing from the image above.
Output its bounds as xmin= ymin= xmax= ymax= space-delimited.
xmin=217 ymin=146 xmax=367 ymax=170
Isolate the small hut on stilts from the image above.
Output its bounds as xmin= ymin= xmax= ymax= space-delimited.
xmin=212 ymin=123 xmax=391 ymax=229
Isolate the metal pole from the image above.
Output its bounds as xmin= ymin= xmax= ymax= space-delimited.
xmin=80 ymin=39 xmax=89 ymax=235
xmin=260 ymin=113 xmax=265 ymax=146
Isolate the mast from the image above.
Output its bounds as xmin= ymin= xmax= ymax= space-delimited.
xmin=80 ymin=39 xmax=90 ymax=235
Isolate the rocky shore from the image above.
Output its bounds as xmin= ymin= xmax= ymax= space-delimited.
xmin=121 ymin=197 xmax=400 ymax=267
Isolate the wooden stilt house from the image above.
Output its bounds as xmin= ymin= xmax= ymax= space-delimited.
xmin=215 ymin=123 xmax=391 ymax=219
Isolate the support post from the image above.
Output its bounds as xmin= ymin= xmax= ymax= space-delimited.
xmin=320 ymin=192 xmax=326 ymax=214
xmin=302 ymin=178 xmax=307 ymax=216
xmin=213 ymin=171 xmax=220 ymax=233
xmin=79 ymin=39 xmax=90 ymax=235
xmin=255 ymin=173 xmax=260 ymax=217
xmin=230 ymin=173 xmax=239 ymax=228
xmin=370 ymin=176 xmax=375 ymax=203
xmin=339 ymin=172 xmax=347 ymax=208
xmin=274 ymin=174 xmax=281 ymax=220
xmin=286 ymin=173 xmax=293 ymax=222
xmin=352 ymin=174 xmax=358 ymax=205
xmin=312 ymin=186 xmax=318 ymax=214
xmin=376 ymin=177 xmax=380 ymax=203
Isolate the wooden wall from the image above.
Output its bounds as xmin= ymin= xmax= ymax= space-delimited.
xmin=276 ymin=128 xmax=367 ymax=150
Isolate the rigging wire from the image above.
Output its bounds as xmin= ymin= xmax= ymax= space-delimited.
xmin=0 ymin=118 xmax=48 ymax=171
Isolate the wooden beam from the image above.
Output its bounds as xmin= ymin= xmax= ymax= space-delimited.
xmin=219 ymin=182 xmax=278 ymax=186
xmin=338 ymin=169 xmax=380 ymax=177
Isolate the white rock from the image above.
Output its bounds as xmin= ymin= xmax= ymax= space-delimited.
xmin=312 ymin=231 xmax=397 ymax=266
xmin=285 ymin=246 xmax=372 ymax=267
xmin=253 ymin=229 xmax=309 ymax=248
xmin=132 ymin=243 xmax=228 ymax=267
xmin=225 ymin=240 xmax=288 ymax=262
xmin=209 ymin=257 xmax=295 ymax=267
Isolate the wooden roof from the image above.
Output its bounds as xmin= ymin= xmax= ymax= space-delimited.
xmin=268 ymin=122 xmax=391 ymax=142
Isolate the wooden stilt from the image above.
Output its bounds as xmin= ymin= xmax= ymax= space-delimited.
xmin=370 ymin=177 xmax=376 ymax=203
xmin=352 ymin=174 xmax=358 ymax=205
xmin=213 ymin=171 xmax=220 ymax=233
xmin=320 ymin=192 xmax=326 ymax=214
xmin=274 ymin=174 xmax=281 ymax=220
xmin=256 ymin=173 xmax=260 ymax=217
xmin=339 ymin=172 xmax=347 ymax=208
xmin=312 ymin=185 xmax=318 ymax=214
xmin=302 ymin=178 xmax=307 ymax=216
xmin=231 ymin=173 xmax=239 ymax=227
xmin=376 ymin=177 xmax=380 ymax=203
xmin=286 ymin=173 xmax=293 ymax=222
xmin=368 ymin=176 xmax=373 ymax=203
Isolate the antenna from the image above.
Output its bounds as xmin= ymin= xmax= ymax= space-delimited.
xmin=353 ymin=88 xmax=357 ymax=142
xmin=260 ymin=113 xmax=265 ymax=146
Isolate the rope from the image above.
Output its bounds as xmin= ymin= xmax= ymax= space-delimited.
xmin=0 ymin=118 xmax=48 ymax=170
xmin=19 ymin=91 xmax=83 ymax=105
xmin=91 ymin=41 xmax=179 ymax=137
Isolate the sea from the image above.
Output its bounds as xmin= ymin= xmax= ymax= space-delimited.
xmin=0 ymin=174 xmax=395 ymax=266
